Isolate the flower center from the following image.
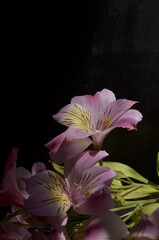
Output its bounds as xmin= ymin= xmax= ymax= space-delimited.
xmin=104 ymin=118 xmax=111 ymax=127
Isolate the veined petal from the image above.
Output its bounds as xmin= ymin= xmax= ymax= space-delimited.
xmin=79 ymin=166 xmax=117 ymax=193
xmin=127 ymin=215 xmax=159 ymax=239
xmin=45 ymin=129 xmax=92 ymax=164
xmin=85 ymin=210 xmax=129 ymax=240
xmin=71 ymin=89 xmax=116 ymax=114
xmin=112 ymin=109 xmax=143 ymax=130
xmin=73 ymin=186 xmax=114 ymax=215
xmin=24 ymin=170 xmax=71 ymax=217
xmin=65 ymin=150 xmax=108 ymax=182
xmin=103 ymin=99 xmax=138 ymax=128
xmin=53 ymin=103 xmax=95 ymax=133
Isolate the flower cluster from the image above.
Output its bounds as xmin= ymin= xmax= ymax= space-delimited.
xmin=0 ymin=88 xmax=159 ymax=239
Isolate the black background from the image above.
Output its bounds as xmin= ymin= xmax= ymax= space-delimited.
xmin=1 ymin=1 xmax=159 ymax=184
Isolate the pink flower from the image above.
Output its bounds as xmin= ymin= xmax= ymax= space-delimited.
xmin=84 ymin=210 xmax=129 ymax=240
xmin=45 ymin=89 xmax=143 ymax=164
xmin=0 ymin=147 xmax=46 ymax=208
xmin=127 ymin=208 xmax=159 ymax=239
xmin=0 ymin=214 xmax=32 ymax=240
xmin=23 ymin=150 xmax=116 ymax=229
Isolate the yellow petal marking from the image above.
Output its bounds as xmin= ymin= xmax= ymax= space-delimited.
xmin=104 ymin=119 xmax=111 ymax=127
xmin=62 ymin=103 xmax=94 ymax=132
xmin=41 ymin=171 xmax=71 ymax=215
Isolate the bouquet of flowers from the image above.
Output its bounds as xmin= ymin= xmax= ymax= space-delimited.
xmin=0 ymin=88 xmax=159 ymax=239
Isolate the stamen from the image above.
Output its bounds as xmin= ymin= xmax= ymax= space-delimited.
xmin=104 ymin=119 xmax=111 ymax=126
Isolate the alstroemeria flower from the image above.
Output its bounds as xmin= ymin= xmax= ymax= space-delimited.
xmin=23 ymin=150 xmax=116 ymax=228
xmin=127 ymin=208 xmax=159 ymax=239
xmin=84 ymin=210 xmax=129 ymax=240
xmin=45 ymin=89 xmax=143 ymax=164
xmin=0 ymin=147 xmax=46 ymax=208
xmin=0 ymin=214 xmax=32 ymax=240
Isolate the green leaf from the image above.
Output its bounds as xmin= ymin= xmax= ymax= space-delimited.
xmin=103 ymin=161 xmax=149 ymax=184
xmin=142 ymin=203 xmax=159 ymax=216
xmin=156 ymin=152 xmax=159 ymax=178
xmin=123 ymin=185 xmax=159 ymax=200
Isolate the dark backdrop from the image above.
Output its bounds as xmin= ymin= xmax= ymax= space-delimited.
xmin=1 ymin=1 xmax=159 ymax=185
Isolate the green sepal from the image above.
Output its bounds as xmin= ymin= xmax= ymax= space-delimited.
xmin=48 ymin=160 xmax=64 ymax=175
xmin=142 ymin=203 xmax=159 ymax=217
xmin=123 ymin=185 xmax=159 ymax=200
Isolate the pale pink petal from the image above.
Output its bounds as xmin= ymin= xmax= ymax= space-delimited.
xmin=45 ymin=131 xmax=66 ymax=152
xmin=53 ymin=89 xmax=116 ymax=134
xmin=68 ymin=166 xmax=116 ymax=201
xmin=79 ymin=166 xmax=117 ymax=193
xmin=112 ymin=109 xmax=143 ymax=130
xmin=65 ymin=150 xmax=108 ymax=183
xmin=0 ymin=148 xmax=25 ymax=207
xmin=16 ymin=167 xmax=32 ymax=199
xmin=31 ymin=162 xmax=46 ymax=175
xmin=104 ymin=99 xmax=138 ymax=127
xmin=128 ymin=215 xmax=159 ymax=239
xmin=45 ymin=128 xmax=92 ymax=164
xmin=85 ymin=210 xmax=129 ymax=240
xmin=53 ymin=103 xmax=94 ymax=133
xmin=16 ymin=167 xmax=32 ymax=179
xmin=91 ymin=126 xmax=115 ymax=149
xmin=73 ymin=186 xmax=114 ymax=215
xmin=24 ymin=170 xmax=71 ymax=217
xmin=71 ymin=89 xmax=116 ymax=114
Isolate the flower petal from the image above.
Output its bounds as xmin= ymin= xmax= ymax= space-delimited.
xmin=45 ymin=129 xmax=92 ymax=164
xmin=104 ymin=99 xmax=138 ymax=127
xmin=24 ymin=170 xmax=71 ymax=217
xmin=112 ymin=109 xmax=143 ymax=130
xmin=0 ymin=148 xmax=25 ymax=207
xmin=53 ymin=103 xmax=94 ymax=133
xmin=85 ymin=210 xmax=129 ymax=240
xmin=71 ymin=89 xmax=116 ymax=114
xmin=128 ymin=215 xmax=159 ymax=239
xmin=149 ymin=207 xmax=159 ymax=229
xmin=49 ymin=230 xmax=66 ymax=240
xmin=65 ymin=150 xmax=108 ymax=182
xmin=31 ymin=162 xmax=46 ymax=175
xmin=16 ymin=167 xmax=32 ymax=199
xmin=79 ymin=166 xmax=117 ymax=193
xmin=1 ymin=220 xmax=31 ymax=239
xmin=73 ymin=186 xmax=114 ymax=215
